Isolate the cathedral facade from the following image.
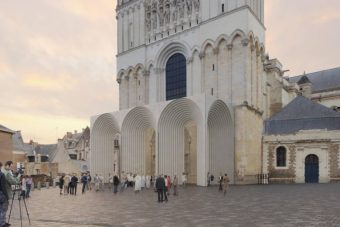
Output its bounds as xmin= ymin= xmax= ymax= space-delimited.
xmin=90 ymin=0 xmax=340 ymax=185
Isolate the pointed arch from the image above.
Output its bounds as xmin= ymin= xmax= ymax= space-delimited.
xmin=91 ymin=113 xmax=120 ymax=180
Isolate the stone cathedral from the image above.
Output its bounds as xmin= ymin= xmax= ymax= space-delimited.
xmin=90 ymin=0 xmax=340 ymax=185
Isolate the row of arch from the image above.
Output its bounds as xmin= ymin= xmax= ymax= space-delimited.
xmin=117 ymin=30 xmax=265 ymax=80
xmin=91 ymin=98 xmax=234 ymax=186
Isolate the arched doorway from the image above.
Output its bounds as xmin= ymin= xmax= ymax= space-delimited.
xmin=158 ymin=98 xmax=203 ymax=185
xmin=121 ymin=107 xmax=156 ymax=175
xmin=305 ymin=154 xmax=319 ymax=183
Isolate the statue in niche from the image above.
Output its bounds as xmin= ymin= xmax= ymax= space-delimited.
xmin=158 ymin=5 xmax=165 ymax=27
xmin=186 ymin=0 xmax=193 ymax=16
xmin=164 ymin=3 xmax=171 ymax=25
xmin=152 ymin=10 xmax=157 ymax=30
xmin=171 ymin=0 xmax=178 ymax=23
xmin=178 ymin=0 xmax=185 ymax=18
xmin=145 ymin=3 xmax=152 ymax=31
xmin=193 ymin=0 xmax=200 ymax=13
xmin=146 ymin=12 xmax=152 ymax=31
xmin=151 ymin=0 xmax=158 ymax=29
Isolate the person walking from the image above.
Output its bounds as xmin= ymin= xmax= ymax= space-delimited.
xmin=223 ymin=173 xmax=230 ymax=196
xmin=173 ymin=175 xmax=178 ymax=196
xmin=25 ymin=175 xmax=32 ymax=198
xmin=0 ymin=162 xmax=10 ymax=227
xmin=81 ymin=173 xmax=88 ymax=194
xmin=113 ymin=175 xmax=120 ymax=194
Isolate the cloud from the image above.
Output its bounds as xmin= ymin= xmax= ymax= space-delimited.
xmin=0 ymin=0 xmax=117 ymax=143
xmin=21 ymin=73 xmax=76 ymax=91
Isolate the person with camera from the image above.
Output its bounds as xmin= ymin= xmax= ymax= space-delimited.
xmin=0 ymin=162 xmax=10 ymax=227
xmin=2 ymin=161 xmax=21 ymax=227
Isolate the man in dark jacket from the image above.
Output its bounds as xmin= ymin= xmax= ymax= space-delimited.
xmin=113 ymin=175 xmax=120 ymax=194
xmin=0 ymin=162 xmax=10 ymax=227
xmin=70 ymin=174 xmax=78 ymax=195
xmin=155 ymin=175 xmax=166 ymax=203
xmin=81 ymin=173 xmax=88 ymax=194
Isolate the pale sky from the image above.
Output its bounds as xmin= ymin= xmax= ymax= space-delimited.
xmin=0 ymin=1 xmax=339 ymax=144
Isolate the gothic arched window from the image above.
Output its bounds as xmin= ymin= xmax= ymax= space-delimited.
xmin=276 ymin=146 xmax=287 ymax=167
xmin=166 ymin=53 xmax=187 ymax=100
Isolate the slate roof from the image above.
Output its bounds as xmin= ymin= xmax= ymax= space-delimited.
xmin=34 ymin=144 xmax=58 ymax=157
xmin=264 ymin=95 xmax=340 ymax=135
xmin=287 ymin=67 xmax=340 ymax=92
xmin=0 ymin=124 xmax=15 ymax=134
xmin=12 ymin=131 xmax=34 ymax=153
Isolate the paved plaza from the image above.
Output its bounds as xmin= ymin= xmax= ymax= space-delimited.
xmin=8 ymin=183 xmax=340 ymax=227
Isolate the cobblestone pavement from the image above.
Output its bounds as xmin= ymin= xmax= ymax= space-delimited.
xmin=7 ymin=183 xmax=340 ymax=227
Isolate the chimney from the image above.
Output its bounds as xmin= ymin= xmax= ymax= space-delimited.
xmin=74 ymin=130 xmax=77 ymax=134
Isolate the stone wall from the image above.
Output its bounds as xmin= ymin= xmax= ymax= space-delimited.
xmin=234 ymin=105 xmax=262 ymax=184
xmin=0 ymin=132 xmax=13 ymax=164
xmin=267 ymin=144 xmax=296 ymax=183
xmin=329 ymin=144 xmax=340 ymax=182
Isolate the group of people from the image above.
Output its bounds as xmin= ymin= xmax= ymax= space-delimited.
xmin=155 ymin=174 xmax=179 ymax=203
xmin=207 ymin=172 xmax=230 ymax=196
xmin=58 ymin=173 xmax=88 ymax=196
xmin=0 ymin=161 xmax=24 ymax=227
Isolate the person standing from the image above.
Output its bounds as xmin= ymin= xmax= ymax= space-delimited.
xmin=134 ymin=174 xmax=141 ymax=193
xmin=59 ymin=175 xmax=65 ymax=195
xmin=166 ymin=175 xmax=171 ymax=196
xmin=21 ymin=175 xmax=27 ymax=197
xmin=0 ymin=162 xmax=9 ymax=227
xmin=81 ymin=173 xmax=88 ymax=194
xmin=3 ymin=161 xmax=20 ymax=227
xmin=181 ymin=172 xmax=187 ymax=187
xmin=87 ymin=172 xmax=92 ymax=191
xmin=25 ymin=175 xmax=32 ymax=198
xmin=108 ymin=173 xmax=113 ymax=190
xmin=218 ymin=173 xmax=223 ymax=191
xmin=94 ymin=174 xmax=100 ymax=192
xmin=71 ymin=174 xmax=78 ymax=195
xmin=223 ymin=173 xmax=230 ymax=196
xmin=113 ymin=175 xmax=120 ymax=194
xmin=207 ymin=172 xmax=211 ymax=186
xmin=155 ymin=175 xmax=165 ymax=203
xmin=173 ymin=175 xmax=178 ymax=196
xmin=64 ymin=174 xmax=70 ymax=195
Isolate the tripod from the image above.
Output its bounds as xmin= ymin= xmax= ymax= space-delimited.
xmin=7 ymin=189 xmax=31 ymax=227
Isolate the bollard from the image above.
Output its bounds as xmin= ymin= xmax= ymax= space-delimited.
xmin=53 ymin=179 xmax=56 ymax=188
xmin=37 ymin=181 xmax=41 ymax=190
xmin=46 ymin=182 xmax=50 ymax=189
